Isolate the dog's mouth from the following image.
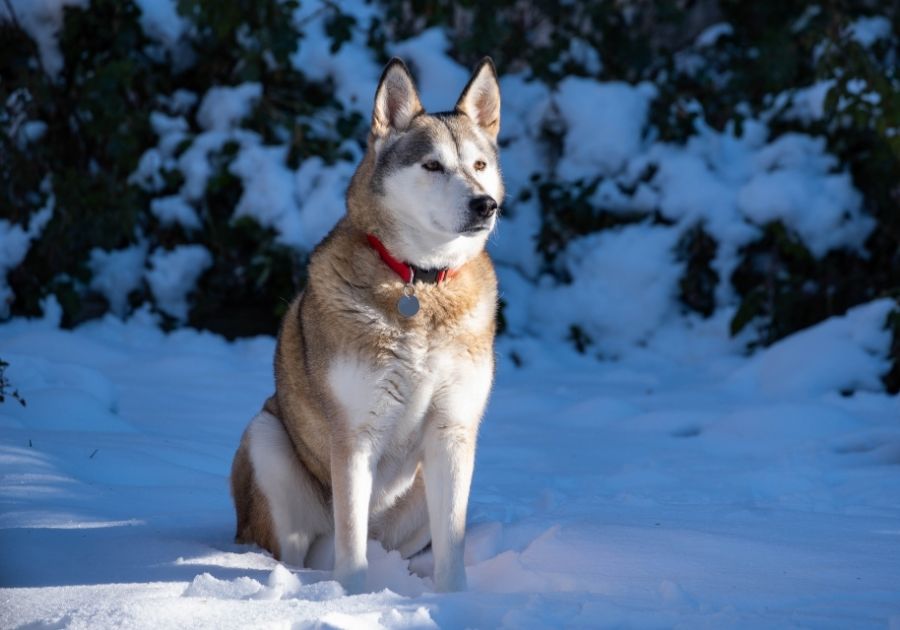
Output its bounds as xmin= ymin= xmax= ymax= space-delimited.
xmin=459 ymin=219 xmax=496 ymax=235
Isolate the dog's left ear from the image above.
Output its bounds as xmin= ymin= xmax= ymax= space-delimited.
xmin=455 ymin=57 xmax=501 ymax=142
xmin=372 ymin=58 xmax=424 ymax=139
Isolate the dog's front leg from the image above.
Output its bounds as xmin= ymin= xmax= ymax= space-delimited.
xmin=423 ymin=360 xmax=493 ymax=592
xmin=331 ymin=442 xmax=374 ymax=593
xmin=423 ymin=422 xmax=477 ymax=592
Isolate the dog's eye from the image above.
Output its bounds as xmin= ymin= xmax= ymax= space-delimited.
xmin=473 ymin=160 xmax=487 ymax=171
xmin=422 ymin=161 xmax=443 ymax=172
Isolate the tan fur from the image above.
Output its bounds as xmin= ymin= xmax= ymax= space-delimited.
xmin=230 ymin=429 xmax=278 ymax=556
xmin=230 ymin=58 xmax=499 ymax=589
xmin=230 ymin=218 xmax=496 ymax=556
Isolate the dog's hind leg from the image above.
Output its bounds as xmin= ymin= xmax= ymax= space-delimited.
xmin=231 ymin=436 xmax=278 ymax=554
xmin=372 ymin=470 xmax=431 ymax=559
xmin=241 ymin=408 xmax=331 ymax=566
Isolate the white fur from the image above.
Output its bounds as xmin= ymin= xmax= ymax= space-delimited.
xmin=327 ymin=356 xmax=386 ymax=432
xmin=383 ymin=168 xmax=491 ymax=269
xmin=372 ymin=62 xmax=502 ymax=271
xmin=326 ymin=347 xmax=493 ymax=592
xmin=461 ymin=140 xmax=503 ymax=201
xmin=437 ymin=359 xmax=494 ymax=427
xmin=424 ymin=357 xmax=493 ymax=591
xmin=326 ymin=354 xmax=436 ymax=441
xmin=331 ymin=446 xmax=374 ymax=593
xmin=240 ymin=58 xmax=500 ymax=596
xmin=462 ymin=288 xmax=497 ymax=332
xmin=247 ymin=411 xmax=330 ymax=566
xmin=328 ymin=58 xmax=498 ymax=592
xmin=381 ymin=135 xmax=501 ymax=270
xmin=327 ymin=354 xmax=425 ymax=591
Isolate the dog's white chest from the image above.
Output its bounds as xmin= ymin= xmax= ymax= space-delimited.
xmin=326 ymin=344 xmax=451 ymax=442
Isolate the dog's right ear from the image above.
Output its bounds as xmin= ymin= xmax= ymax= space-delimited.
xmin=372 ymin=58 xmax=424 ymax=139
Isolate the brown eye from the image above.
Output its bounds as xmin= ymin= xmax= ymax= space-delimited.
xmin=474 ymin=160 xmax=487 ymax=171
xmin=422 ymin=161 xmax=443 ymax=172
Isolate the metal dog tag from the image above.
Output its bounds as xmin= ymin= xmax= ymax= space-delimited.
xmin=397 ymin=285 xmax=420 ymax=317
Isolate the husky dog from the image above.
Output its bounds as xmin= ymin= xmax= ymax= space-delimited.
xmin=230 ymin=57 xmax=502 ymax=593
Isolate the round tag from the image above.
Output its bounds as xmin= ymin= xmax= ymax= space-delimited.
xmin=397 ymin=294 xmax=420 ymax=318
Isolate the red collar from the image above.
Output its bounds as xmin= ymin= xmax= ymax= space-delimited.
xmin=366 ymin=234 xmax=453 ymax=285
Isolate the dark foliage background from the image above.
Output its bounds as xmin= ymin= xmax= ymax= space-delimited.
xmin=1 ymin=0 xmax=898 ymax=389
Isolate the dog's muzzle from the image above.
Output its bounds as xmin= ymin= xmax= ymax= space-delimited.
xmin=462 ymin=195 xmax=498 ymax=233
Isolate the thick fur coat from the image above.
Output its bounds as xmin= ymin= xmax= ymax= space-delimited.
xmin=230 ymin=57 xmax=503 ymax=593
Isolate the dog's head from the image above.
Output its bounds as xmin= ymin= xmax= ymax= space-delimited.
xmin=349 ymin=57 xmax=503 ymax=270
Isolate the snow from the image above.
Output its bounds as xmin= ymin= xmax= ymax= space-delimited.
xmin=133 ymin=0 xmax=186 ymax=52
xmin=227 ymin=142 xmax=361 ymax=252
xmin=0 ymin=223 xmax=35 ymax=319
xmin=728 ymin=300 xmax=894 ymax=397
xmin=88 ymin=244 xmax=148 ymax=317
xmin=115 ymin=1 xmax=877 ymax=345
xmin=554 ymin=78 xmax=657 ymax=180
xmin=1 ymin=299 xmax=899 ymax=628
xmin=229 ymin=145 xmax=297 ymax=231
xmin=485 ymin=74 xmax=872 ymax=340
xmin=150 ymin=195 xmax=201 ymax=231
xmin=0 ymin=192 xmax=53 ymax=319
xmin=130 ymin=112 xmax=191 ymax=194
xmin=149 ymin=111 xmax=190 ymax=148
xmin=694 ymin=22 xmax=733 ymax=48
xmin=391 ymin=29 xmax=471 ymax=112
xmin=176 ymin=131 xmax=240 ymax=202
xmin=4 ymin=4 xmax=900 ymax=627
xmin=289 ymin=0 xmax=382 ymax=110
xmin=14 ymin=120 xmax=49 ymax=148
xmin=196 ymin=84 xmax=262 ymax=132
xmin=496 ymin=75 xmax=551 ymax=196
xmin=561 ymin=38 xmax=603 ymax=76
xmin=145 ymin=245 xmax=212 ymax=321
xmin=0 ymin=0 xmax=88 ymax=76
xmin=737 ymin=164 xmax=867 ymax=258
xmin=847 ymin=16 xmax=892 ymax=48
xmin=529 ymin=224 xmax=683 ymax=353
xmin=3 ymin=0 xmax=884 ymax=339
xmin=773 ymin=80 xmax=836 ymax=124
xmin=617 ymin=120 xmax=873 ymax=304
xmin=290 ymin=155 xmax=361 ymax=250
xmin=134 ymin=65 xmax=360 ymax=252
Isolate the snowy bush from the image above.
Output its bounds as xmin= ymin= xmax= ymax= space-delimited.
xmin=1 ymin=0 xmax=355 ymax=336
xmin=1 ymin=0 xmax=898 ymax=388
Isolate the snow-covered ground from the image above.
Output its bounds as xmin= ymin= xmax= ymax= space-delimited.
xmin=2 ymin=1 xmax=899 ymax=627
xmin=2 ymin=299 xmax=899 ymax=629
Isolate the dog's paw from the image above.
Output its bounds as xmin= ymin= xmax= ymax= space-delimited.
xmin=334 ymin=565 xmax=367 ymax=595
xmin=433 ymin=566 xmax=467 ymax=593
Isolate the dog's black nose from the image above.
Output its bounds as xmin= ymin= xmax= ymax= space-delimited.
xmin=469 ymin=195 xmax=498 ymax=218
